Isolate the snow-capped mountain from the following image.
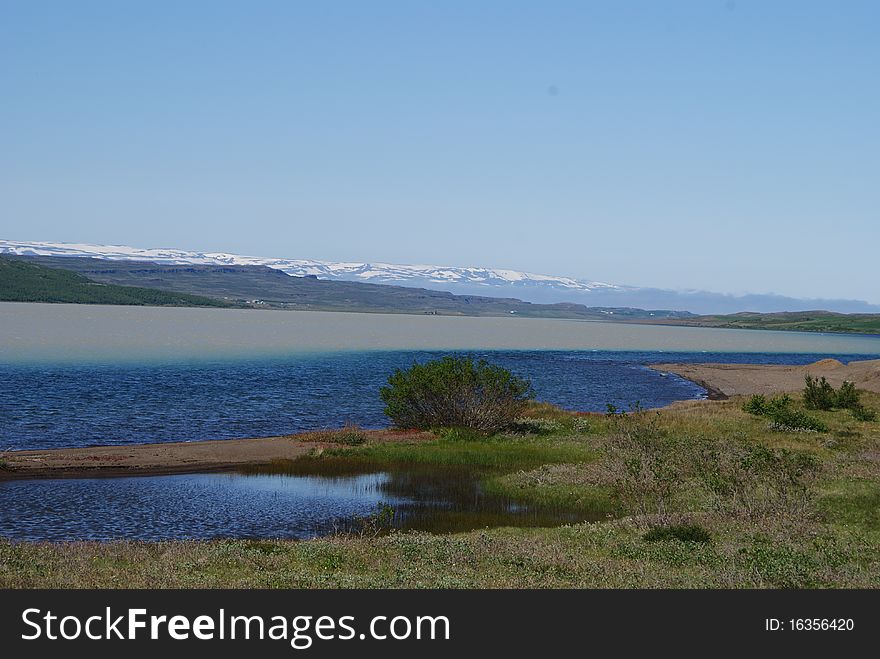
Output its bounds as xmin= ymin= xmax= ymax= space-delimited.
xmin=0 ymin=239 xmax=624 ymax=296
xmin=2 ymin=239 xmax=879 ymax=314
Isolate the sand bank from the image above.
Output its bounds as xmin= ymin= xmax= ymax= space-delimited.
xmin=652 ymin=358 xmax=880 ymax=398
xmin=0 ymin=429 xmax=431 ymax=480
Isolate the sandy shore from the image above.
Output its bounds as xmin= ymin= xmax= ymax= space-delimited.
xmin=0 ymin=429 xmax=432 ymax=480
xmin=652 ymin=358 xmax=880 ymax=398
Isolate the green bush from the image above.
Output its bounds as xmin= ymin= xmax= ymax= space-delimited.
xmin=742 ymin=394 xmax=768 ymax=416
xmin=803 ymin=375 xmax=836 ymax=410
xmin=768 ymin=407 xmax=828 ymax=433
xmin=743 ymin=393 xmax=825 ymax=432
xmin=851 ymin=405 xmax=876 ymax=422
xmin=643 ymin=524 xmax=712 ymax=544
xmin=380 ymin=356 xmax=534 ymax=433
xmin=834 ymin=381 xmax=860 ymax=410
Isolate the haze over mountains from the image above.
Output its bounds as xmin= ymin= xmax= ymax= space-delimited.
xmin=1 ymin=240 xmax=877 ymax=315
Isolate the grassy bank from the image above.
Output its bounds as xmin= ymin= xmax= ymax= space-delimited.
xmin=654 ymin=311 xmax=880 ymax=335
xmin=2 ymin=394 xmax=879 ymax=588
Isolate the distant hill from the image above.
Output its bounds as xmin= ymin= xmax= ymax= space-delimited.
xmin=4 ymin=255 xmax=692 ymax=320
xmin=0 ymin=257 xmax=235 ymax=308
xmin=632 ymin=311 xmax=880 ymax=336
xmin=3 ymin=239 xmax=879 ymax=314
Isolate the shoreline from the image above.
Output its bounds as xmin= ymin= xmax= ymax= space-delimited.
xmin=5 ymin=357 xmax=879 ymax=481
xmin=651 ymin=357 xmax=880 ymax=398
xmin=0 ymin=429 xmax=433 ymax=481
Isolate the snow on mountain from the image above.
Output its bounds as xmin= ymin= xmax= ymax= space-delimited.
xmin=0 ymin=239 xmax=623 ymax=294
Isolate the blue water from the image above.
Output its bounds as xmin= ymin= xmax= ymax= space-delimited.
xmin=0 ymin=462 xmax=600 ymax=542
xmin=0 ymin=472 xmax=404 ymax=541
xmin=2 ymin=350 xmax=878 ymax=451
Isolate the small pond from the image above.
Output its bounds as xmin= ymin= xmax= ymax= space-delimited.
xmin=0 ymin=462 xmax=604 ymax=542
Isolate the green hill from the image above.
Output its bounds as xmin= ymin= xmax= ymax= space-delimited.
xmin=643 ymin=311 xmax=880 ymax=335
xmin=0 ymin=256 xmax=235 ymax=307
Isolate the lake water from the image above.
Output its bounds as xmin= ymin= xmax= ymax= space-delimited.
xmin=2 ymin=303 xmax=880 ymax=451
xmin=2 ymin=302 xmax=880 ymax=542
xmin=4 ymin=302 xmax=880 ymax=363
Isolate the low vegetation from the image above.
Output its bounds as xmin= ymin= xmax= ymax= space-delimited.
xmin=300 ymin=423 xmax=368 ymax=446
xmin=2 ymin=371 xmax=879 ymax=588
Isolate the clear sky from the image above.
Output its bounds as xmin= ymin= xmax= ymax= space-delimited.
xmin=2 ymin=1 xmax=878 ymax=303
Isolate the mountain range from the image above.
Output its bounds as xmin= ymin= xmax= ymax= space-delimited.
xmin=2 ymin=239 xmax=878 ymax=314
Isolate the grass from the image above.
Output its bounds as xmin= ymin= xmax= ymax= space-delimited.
xmin=299 ymin=423 xmax=368 ymax=446
xmin=2 ymin=393 xmax=879 ymax=588
xmin=320 ymin=433 xmax=598 ymax=470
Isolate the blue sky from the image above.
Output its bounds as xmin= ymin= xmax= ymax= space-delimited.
xmin=2 ymin=1 xmax=878 ymax=303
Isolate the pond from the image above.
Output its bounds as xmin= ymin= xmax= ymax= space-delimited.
xmin=0 ymin=462 xmax=601 ymax=542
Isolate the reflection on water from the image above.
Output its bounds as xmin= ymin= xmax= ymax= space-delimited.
xmin=0 ymin=463 xmax=601 ymax=542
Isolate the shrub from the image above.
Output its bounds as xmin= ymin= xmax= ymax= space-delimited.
xmin=851 ymin=405 xmax=877 ymax=422
xmin=803 ymin=375 xmax=836 ymax=410
xmin=742 ymin=394 xmax=768 ymax=416
xmin=643 ymin=524 xmax=711 ymax=544
xmin=743 ymin=393 xmax=826 ymax=432
xmin=835 ymin=380 xmax=860 ymax=410
xmin=380 ymin=356 xmax=534 ymax=433
xmin=697 ymin=443 xmax=820 ymax=523
xmin=604 ymin=410 xmax=681 ymax=522
xmin=767 ymin=407 xmax=827 ymax=433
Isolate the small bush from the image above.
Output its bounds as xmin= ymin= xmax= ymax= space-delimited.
xmin=380 ymin=356 xmax=533 ymax=433
xmin=743 ymin=393 xmax=825 ymax=432
xmin=643 ymin=524 xmax=711 ymax=544
xmin=834 ymin=381 xmax=860 ymax=410
xmin=803 ymin=375 xmax=836 ymax=411
xmin=743 ymin=394 xmax=792 ymax=417
xmin=767 ymin=407 xmax=828 ymax=433
xmin=743 ymin=394 xmax=768 ymax=416
xmin=851 ymin=405 xmax=877 ymax=422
